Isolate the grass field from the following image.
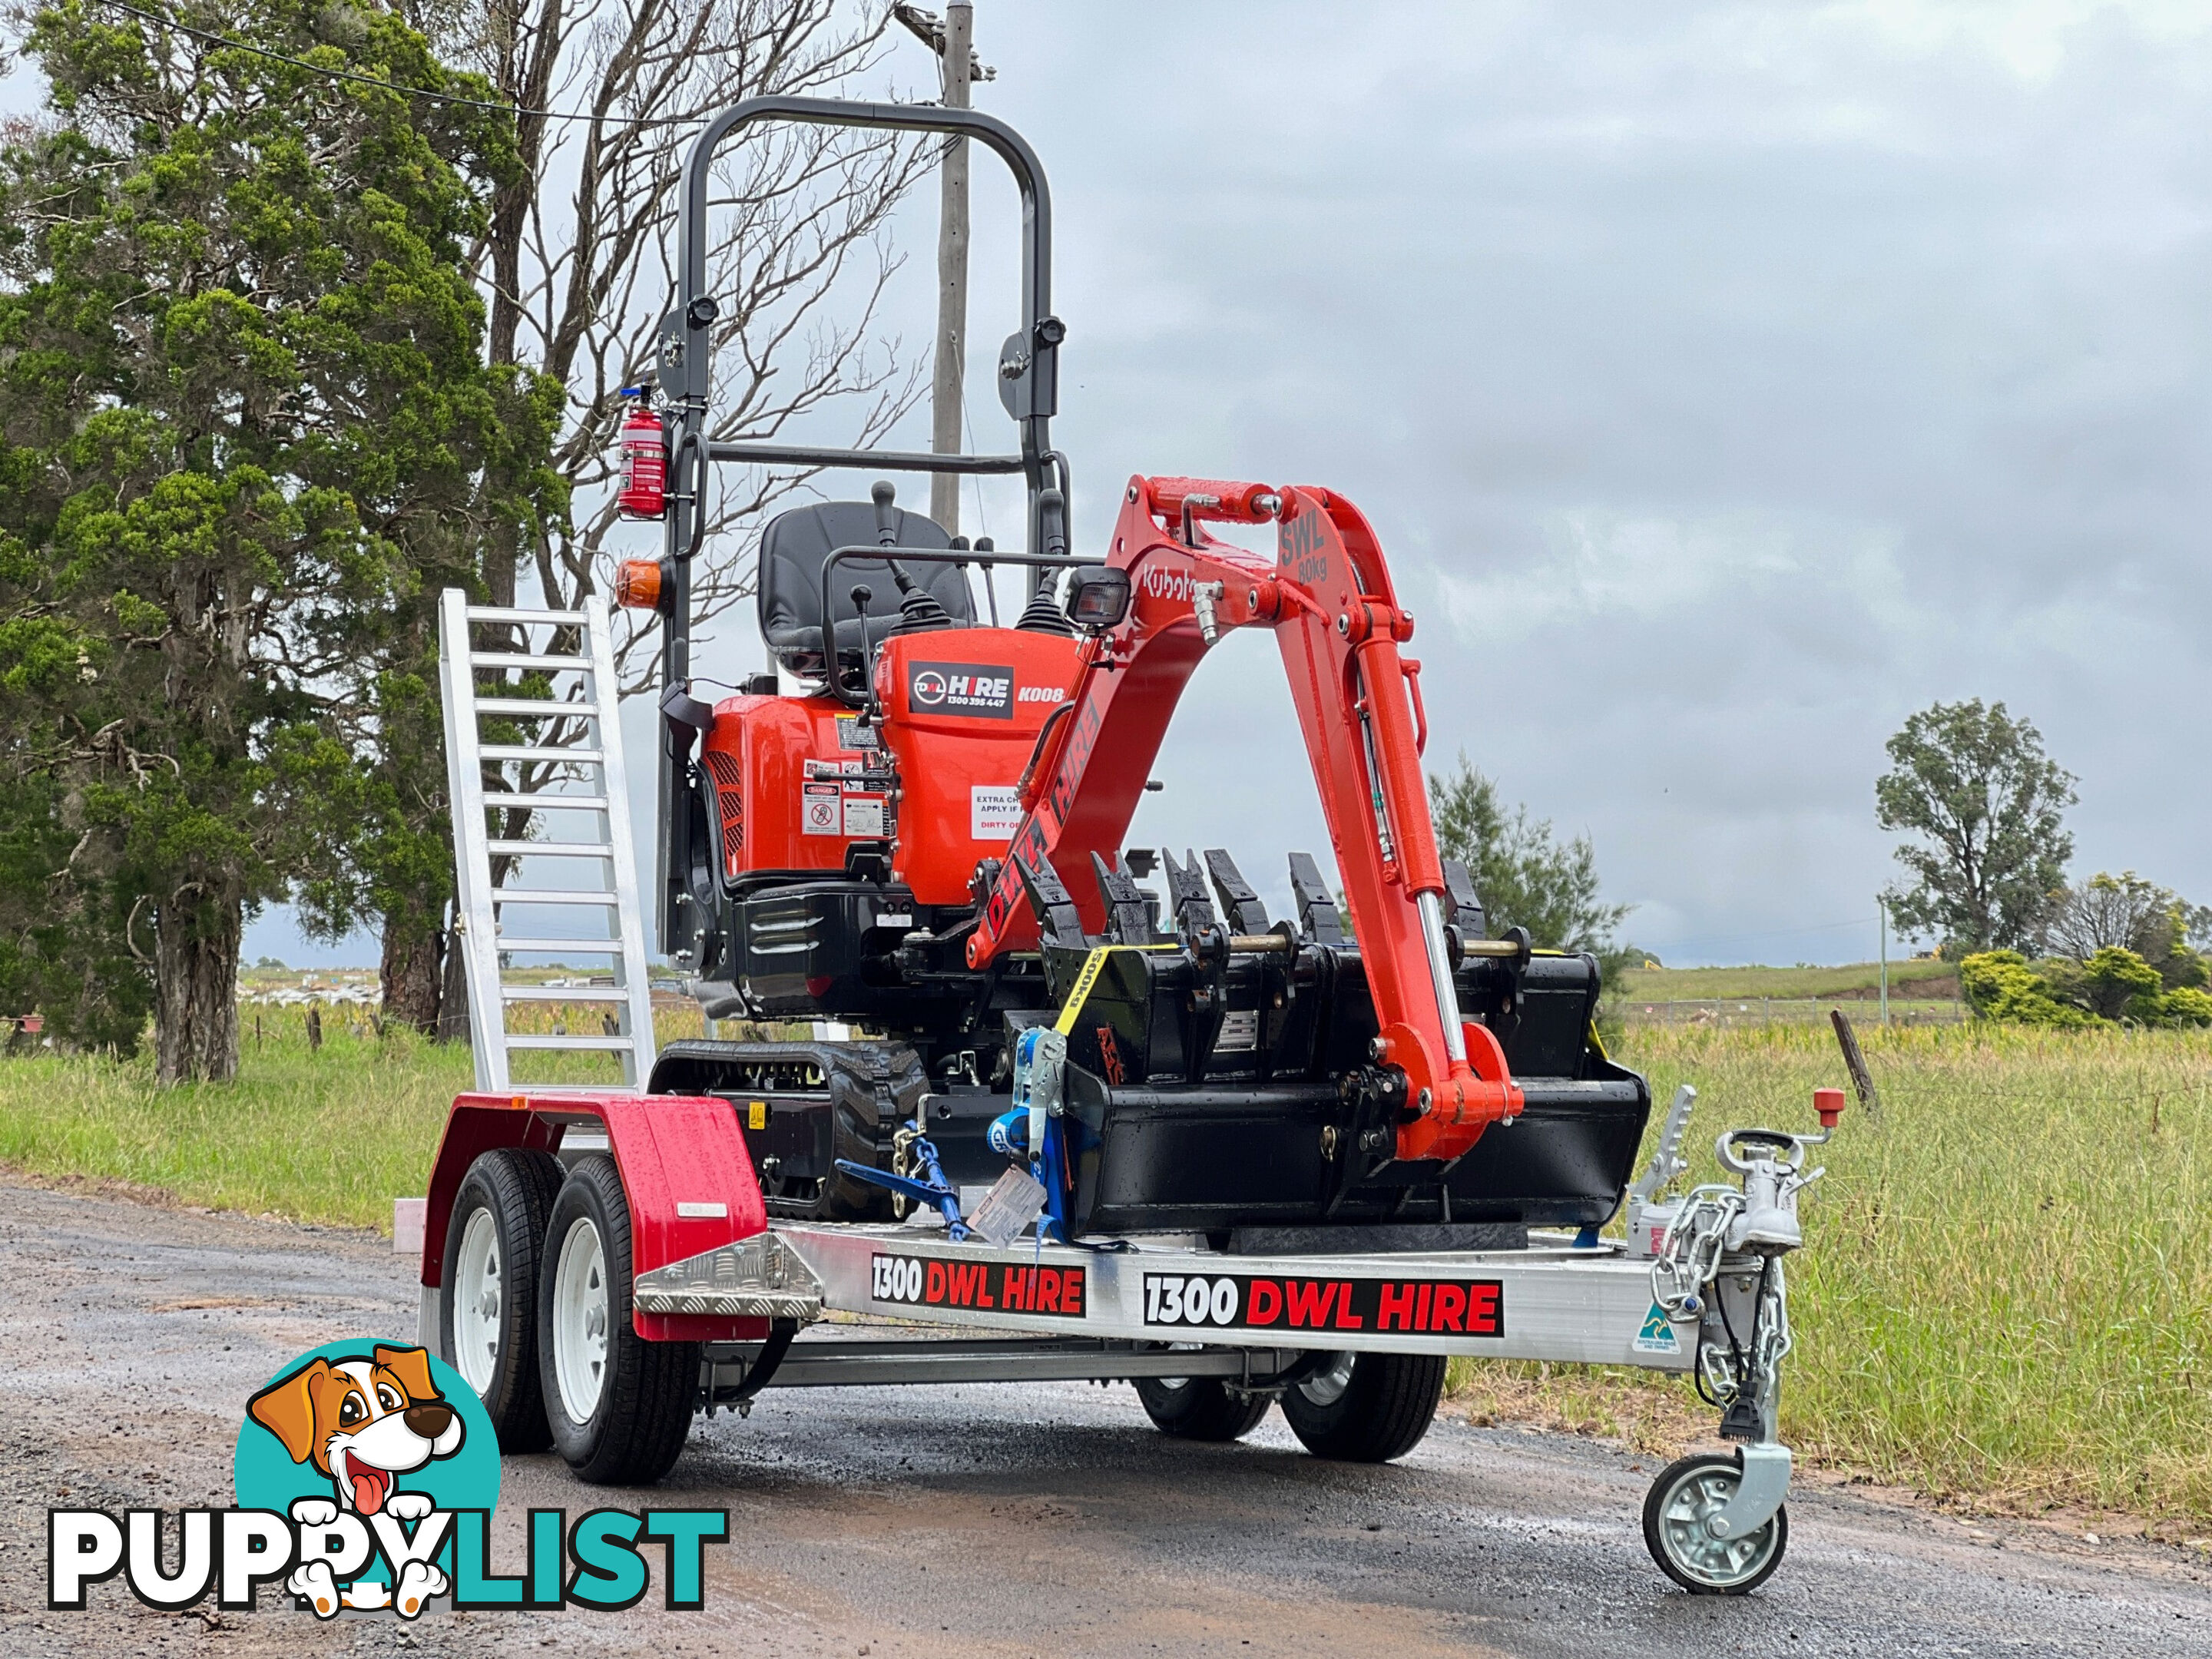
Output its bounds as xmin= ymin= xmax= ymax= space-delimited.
xmin=2 ymin=1007 xmax=2207 ymax=1528
xmin=1617 ymin=958 xmax=1959 ymax=1002
xmin=1456 ymin=1022 xmax=2212 ymax=1531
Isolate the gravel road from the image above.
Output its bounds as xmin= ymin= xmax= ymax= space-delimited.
xmin=2 ymin=1175 xmax=2208 ymax=1657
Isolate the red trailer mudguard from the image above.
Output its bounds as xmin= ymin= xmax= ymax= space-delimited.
xmin=422 ymin=1091 xmax=775 ymax=1343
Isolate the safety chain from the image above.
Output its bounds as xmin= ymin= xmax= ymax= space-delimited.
xmin=1649 ymin=1185 xmax=1742 ymax=1321
xmin=889 ymin=1122 xmax=919 ymax=1220
xmin=1651 ymin=1187 xmax=1794 ymax=1418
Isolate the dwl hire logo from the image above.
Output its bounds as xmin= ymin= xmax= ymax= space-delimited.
xmin=48 ymin=1337 xmax=726 ymax=1618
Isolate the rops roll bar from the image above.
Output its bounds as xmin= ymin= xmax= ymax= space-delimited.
xmin=658 ymin=94 xmax=1068 ymax=690
xmin=654 ymin=95 xmax=1070 ymax=956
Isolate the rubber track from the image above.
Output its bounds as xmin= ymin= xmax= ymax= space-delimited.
xmin=649 ymin=1038 xmax=922 ymax=1220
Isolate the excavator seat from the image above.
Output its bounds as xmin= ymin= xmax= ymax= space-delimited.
xmin=757 ymin=500 xmax=975 ymax=679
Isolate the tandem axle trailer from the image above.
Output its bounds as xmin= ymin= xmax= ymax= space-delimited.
xmin=420 ymin=1079 xmax=1839 ymax=1594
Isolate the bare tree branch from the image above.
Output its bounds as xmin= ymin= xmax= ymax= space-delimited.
xmin=416 ymin=0 xmax=928 ymax=688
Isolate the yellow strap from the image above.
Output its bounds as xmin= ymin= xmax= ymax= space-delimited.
xmin=1052 ymin=943 xmax=1178 ymax=1036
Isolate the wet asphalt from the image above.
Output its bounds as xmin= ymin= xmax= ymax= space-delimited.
xmin=2 ymin=1175 xmax=2208 ymax=1657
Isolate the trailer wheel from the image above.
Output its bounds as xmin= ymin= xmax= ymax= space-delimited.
xmin=1134 ymin=1375 xmax=1271 ymax=1442
xmin=1279 ymin=1352 xmax=1445 ymax=1462
xmin=538 ymin=1154 xmax=700 ymax=1485
xmin=1641 ymin=1452 xmax=1788 ymax=1594
xmin=440 ymin=1147 xmax=564 ymax=1452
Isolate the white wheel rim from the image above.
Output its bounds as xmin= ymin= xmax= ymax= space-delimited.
xmin=452 ymin=1207 xmax=503 ymax=1395
xmin=1299 ymin=1352 xmax=1356 ymax=1408
xmin=1156 ymin=1340 xmax=1204 ymax=1391
xmin=1656 ymin=1464 xmax=1780 ymax=1588
xmin=551 ymin=1216 xmax=611 ymax=1426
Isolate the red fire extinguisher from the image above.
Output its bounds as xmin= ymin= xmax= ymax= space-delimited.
xmin=616 ymin=388 xmax=666 ymax=520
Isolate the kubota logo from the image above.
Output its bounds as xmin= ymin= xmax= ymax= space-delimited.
xmin=1140 ymin=565 xmax=1196 ymax=602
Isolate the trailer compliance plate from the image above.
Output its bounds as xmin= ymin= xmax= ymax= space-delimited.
xmin=1142 ymin=1273 xmax=1504 ymax=1338
xmin=872 ymin=1252 xmax=1087 ymax=1316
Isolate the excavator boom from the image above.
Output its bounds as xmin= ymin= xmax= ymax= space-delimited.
xmin=968 ymin=475 xmax=1523 ymax=1161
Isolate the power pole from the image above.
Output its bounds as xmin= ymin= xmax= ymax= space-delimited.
xmin=896 ymin=3 xmax=985 ymax=535
xmin=1878 ymin=898 xmax=1889 ymax=1026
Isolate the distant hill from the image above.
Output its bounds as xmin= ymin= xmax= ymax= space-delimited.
xmin=1615 ymin=959 xmax=1959 ymax=1002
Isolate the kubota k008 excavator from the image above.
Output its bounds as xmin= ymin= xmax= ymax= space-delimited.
xmin=419 ymin=97 xmax=1829 ymax=1598
xmin=620 ymin=95 xmax=1649 ymax=1246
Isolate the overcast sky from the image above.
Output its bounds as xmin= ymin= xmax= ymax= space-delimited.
xmin=15 ymin=3 xmax=2210 ymax=969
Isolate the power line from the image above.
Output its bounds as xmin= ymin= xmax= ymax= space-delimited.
xmin=88 ymin=0 xmax=686 ymax=127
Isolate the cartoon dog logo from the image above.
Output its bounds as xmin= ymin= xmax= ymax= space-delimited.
xmin=248 ymin=1344 xmax=463 ymax=1615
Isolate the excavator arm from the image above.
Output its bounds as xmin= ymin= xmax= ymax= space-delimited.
xmin=967 ymin=475 xmax=1523 ymax=1161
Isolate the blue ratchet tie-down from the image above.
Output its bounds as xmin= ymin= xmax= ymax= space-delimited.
xmin=838 ymin=949 xmax=1124 ymax=1245
xmin=833 ymin=1030 xmax=1076 ymax=1245
xmin=987 ymin=1023 xmax=1080 ymax=1243
xmin=834 ymin=1133 xmax=969 ymax=1240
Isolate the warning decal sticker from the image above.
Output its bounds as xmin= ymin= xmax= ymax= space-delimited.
xmin=801 ymin=783 xmax=840 ymax=836
xmin=971 ymin=785 xmax=1022 ymax=840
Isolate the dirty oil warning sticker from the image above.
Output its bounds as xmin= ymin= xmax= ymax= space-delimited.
xmin=1634 ymin=1301 xmax=1681 ymax=1354
xmin=870 ymin=1252 xmax=1086 ymax=1316
xmin=1141 ymin=1273 xmax=1504 ymax=1337
xmin=801 ymin=783 xmax=840 ymax=835
xmin=971 ymin=784 xmax=1022 ymax=840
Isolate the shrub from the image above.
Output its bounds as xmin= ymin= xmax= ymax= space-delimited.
xmin=1963 ymin=947 xmax=2212 ymax=1028
xmin=2081 ymin=945 xmax=2166 ymax=1022
xmin=1959 ymin=952 xmax=2101 ymax=1028
xmin=2160 ymin=986 xmax=2212 ymax=1028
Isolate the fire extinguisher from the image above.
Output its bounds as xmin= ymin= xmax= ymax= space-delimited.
xmin=616 ymin=387 xmax=666 ymax=520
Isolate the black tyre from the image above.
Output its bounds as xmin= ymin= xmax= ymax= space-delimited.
xmin=537 ymin=1154 xmax=700 ymax=1485
xmin=1279 ymin=1352 xmax=1445 ymax=1462
xmin=649 ymin=1039 xmax=919 ymax=1221
xmin=1641 ymin=1452 xmax=1788 ymax=1594
xmin=1134 ymin=1374 xmax=1272 ymax=1442
xmin=439 ymin=1147 xmax=564 ymax=1452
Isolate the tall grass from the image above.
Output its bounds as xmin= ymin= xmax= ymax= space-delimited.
xmin=1490 ymin=1022 xmax=2212 ymax=1525
xmin=1617 ymin=959 xmax=1958 ymax=1000
xmin=1 ymin=1012 xmax=2206 ymax=1522
xmin=0 ymin=1001 xmax=721 ymax=1227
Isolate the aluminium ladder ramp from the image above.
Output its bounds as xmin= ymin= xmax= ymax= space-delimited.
xmin=438 ymin=588 xmax=656 ymax=1092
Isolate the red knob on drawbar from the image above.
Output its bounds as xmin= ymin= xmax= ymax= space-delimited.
xmin=1813 ymin=1087 xmax=1846 ymax=1129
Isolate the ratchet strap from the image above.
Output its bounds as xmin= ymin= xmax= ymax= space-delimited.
xmin=1052 ymin=943 xmax=1177 ymax=1036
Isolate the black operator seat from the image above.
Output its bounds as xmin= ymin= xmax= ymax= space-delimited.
xmin=757 ymin=500 xmax=975 ymax=679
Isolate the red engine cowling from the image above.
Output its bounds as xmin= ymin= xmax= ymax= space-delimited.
xmin=697 ymin=628 xmax=1081 ymax=904
xmin=616 ymin=396 xmax=666 ymax=520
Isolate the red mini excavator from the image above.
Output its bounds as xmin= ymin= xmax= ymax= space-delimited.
xmin=622 ymin=94 xmax=1648 ymax=1247
xmin=415 ymin=98 xmax=1826 ymax=1594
